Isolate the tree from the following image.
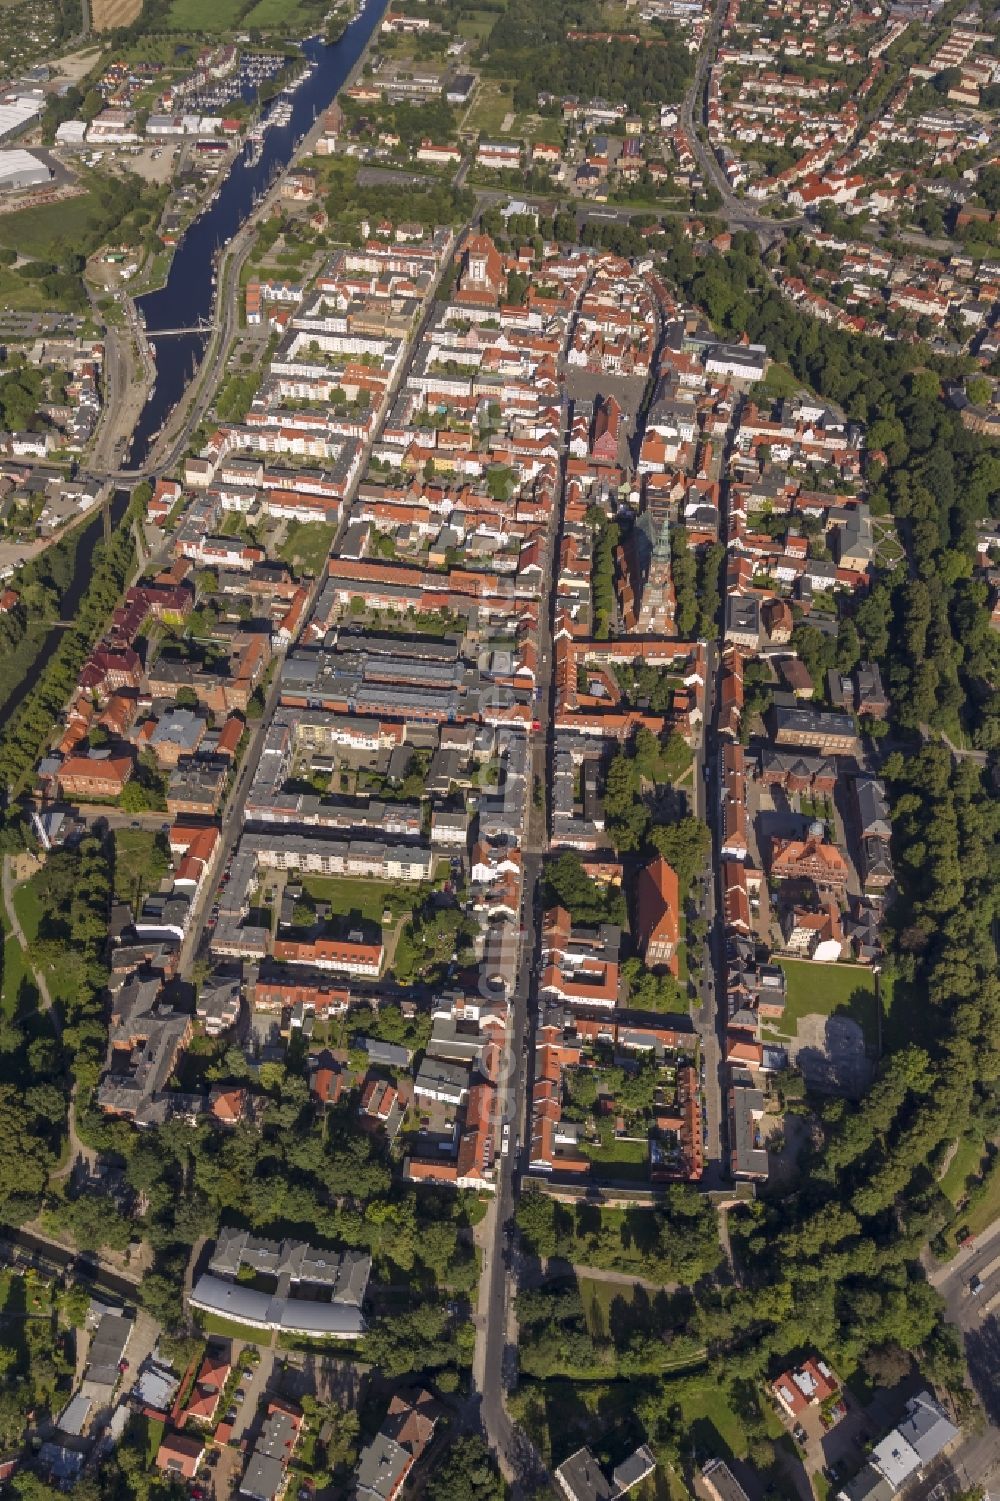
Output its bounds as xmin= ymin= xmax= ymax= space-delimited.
xmin=542 ymin=851 xmax=625 ymax=926
xmin=836 ymin=618 xmax=861 ymax=674
xmin=425 ymin=1437 xmax=505 ymax=1501
xmin=649 ymin=816 xmax=710 ymax=894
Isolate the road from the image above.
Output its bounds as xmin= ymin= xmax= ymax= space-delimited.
xmin=921 ymin=1222 xmax=1000 ymax=1484
xmin=472 ymin=359 xmax=562 ymax=1490
xmin=691 ymin=640 xmax=725 ymax=1183
xmin=677 ymin=0 xmax=803 ymax=241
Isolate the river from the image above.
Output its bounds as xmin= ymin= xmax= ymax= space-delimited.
xmin=129 ymin=0 xmax=388 ymax=467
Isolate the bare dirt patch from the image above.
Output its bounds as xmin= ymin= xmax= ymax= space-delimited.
xmin=50 ymin=45 xmax=103 ymax=84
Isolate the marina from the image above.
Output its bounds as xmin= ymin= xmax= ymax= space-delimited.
xmin=130 ymin=0 xmax=389 ymax=468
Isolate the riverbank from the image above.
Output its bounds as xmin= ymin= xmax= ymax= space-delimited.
xmin=112 ymin=0 xmax=384 ymax=471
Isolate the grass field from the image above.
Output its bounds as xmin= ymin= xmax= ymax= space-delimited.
xmin=461 ymin=79 xmax=516 ymax=137
xmin=143 ymin=1414 xmax=165 ymax=1464
xmin=940 ymin=1133 xmax=987 ymax=1206
xmin=577 ymin=1275 xmax=659 ymax=1337
xmin=0 ymin=898 xmax=34 ymax=1020
xmin=243 ymin=0 xmax=323 ymax=26
xmin=279 ymin=520 xmax=337 ymax=577
xmin=0 ymin=265 xmax=72 ymax=313
xmin=936 ymin=1140 xmax=1000 ymax=1256
xmin=455 ymin=7 xmax=496 ymax=39
xmin=0 ymin=192 xmax=97 ymax=260
xmin=194 ymin=1310 xmax=267 ymax=1342
xmin=774 ymin=960 xmax=878 ymax=1050
xmin=12 ymin=878 xmax=76 ymax=1013
xmin=12 ymin=882 xmax=42 ymax=950
xmin=166 ymin=0 xmax=245 ymax=28
xmin=953 ymin=1156 xmax=1000 ymax=1242
xmin=511 ymin=1372 xmax=771 ymax=1476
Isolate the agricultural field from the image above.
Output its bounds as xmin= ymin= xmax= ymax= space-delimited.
xmin=243 ymin=0 xmax=327 ymax=27
xmin=165 ymin=0 xmax=244 ymax=29
xmin=91 ymin=0 xmax=141 ymax=28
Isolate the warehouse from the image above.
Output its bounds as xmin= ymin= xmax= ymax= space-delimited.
xmin=0 ymin=95 xmax=43 ymax=142
xmin=0 ymin=149 xmax=51 ymax=192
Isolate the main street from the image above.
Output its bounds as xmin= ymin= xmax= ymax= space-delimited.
xmin=472 ymin=378 xmax=560 ymax=1491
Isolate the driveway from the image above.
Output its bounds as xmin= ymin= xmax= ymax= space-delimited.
xmin=226 ymin=1336 xmax=276 ymax=1444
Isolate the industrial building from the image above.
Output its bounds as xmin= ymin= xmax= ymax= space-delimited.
xmin=0 ymin=148 xmax=51 ymax=192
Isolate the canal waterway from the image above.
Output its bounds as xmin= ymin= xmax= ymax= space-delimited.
xmin=130 ymin=0 xmax=388 ymax=466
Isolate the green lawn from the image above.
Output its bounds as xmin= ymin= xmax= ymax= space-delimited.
xmin=301 ymin=875 xmax=429 ymax=923
xmin=279 ymin=520 xmax=337 ymax=577
xmin=581 ymin=1136 xmax=649 ymax=1181
xmin=750 ymin=362 xmax=804 ymax=401
xmin=144 ymin=1415 xmax=165 ymax=1464
xmin=512 ymin=112 xmax=565 ymax=147
xmin=939 ymin=1133 xmax=986 ymax=1207
xmin=675 ymin=1374 xmax=784 ymax=1457
xmin=12 ymin=882 xmax=42 ymax=949
xmin=954 ymin=1155 xmax=1000 ymax=1241
xmin=937 ymin=1148 xmax=1000 ymax=1256
xmin=194 ymin=1311 xmax=266 ymax=1342
xmin=511 ymin=1372 xmax=769 ymax=1474
xmin=1 ymin=913 xmax=34 ymax=1020
xmin=0 ymin=265 xmax=78 ymax=313
xmin=773 ymin=960 xmax=878 ymax=1050
xmin=577 ymin=1274 xmax=657 ymax=1337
